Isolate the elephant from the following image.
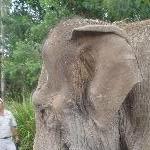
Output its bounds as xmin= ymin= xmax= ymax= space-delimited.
xmin=32 ymin=18 xmax=150 ymax=150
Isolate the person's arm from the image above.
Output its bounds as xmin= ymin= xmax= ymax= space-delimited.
xmin=10 ymin=112 xmax=19 ymax=143
xmin=11 ymin=127 xmax=19 ymax=143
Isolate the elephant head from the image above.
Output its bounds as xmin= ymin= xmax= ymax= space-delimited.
xmin=33 ymin=19 xmax=138 ymax=150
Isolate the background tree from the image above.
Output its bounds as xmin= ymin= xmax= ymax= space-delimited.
xmin=103 ymin=0 xmax=150 ymax=21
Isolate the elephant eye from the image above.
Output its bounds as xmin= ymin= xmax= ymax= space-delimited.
xmin=40 ymin=108 xmax=45 ymax=119
xmin=36 ymin=104 xmax=52 ymax=121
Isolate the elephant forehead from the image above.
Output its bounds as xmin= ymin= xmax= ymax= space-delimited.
xmin=43 ymin=32 xmax=76 ymax=63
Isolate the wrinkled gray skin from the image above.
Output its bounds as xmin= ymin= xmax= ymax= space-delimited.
xmin=33 ymin=18 xmax=150 ymax=150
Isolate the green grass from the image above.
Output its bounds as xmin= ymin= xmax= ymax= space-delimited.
xmin=7 ymin=97 xmax=35 ymax=150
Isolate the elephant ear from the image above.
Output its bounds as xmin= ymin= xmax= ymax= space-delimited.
xmin=71 ymin=25 xmax=139 ymax=128
xmin=71 ymin=25 xmax=129 ymax=42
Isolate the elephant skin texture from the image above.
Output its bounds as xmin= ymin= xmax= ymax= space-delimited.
xmin=32 ymin=18 xmax=150 ymax=150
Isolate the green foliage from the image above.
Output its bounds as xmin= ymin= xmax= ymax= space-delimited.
xmin=4 ymin=15 xmax=31 ymax=41
xmin=4 ymin=41 xmax=41 ymax=99
xmin=7 ymin=97 xmax=35 ymax=150
xmin=103 ymin=0 xmax=150 ymax=21
xmin=60 ymin=0 xmax=105 ymax=19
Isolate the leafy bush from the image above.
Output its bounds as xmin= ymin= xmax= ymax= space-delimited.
xmin=4 ymin=41 xmax=41 ymax=99
xmin=7 ymin=97 xmax=35 ymax=150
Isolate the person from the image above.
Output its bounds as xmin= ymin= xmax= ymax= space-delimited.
xmin=0 ymin=98 xmax=19 ymax=150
